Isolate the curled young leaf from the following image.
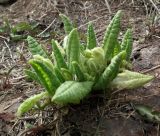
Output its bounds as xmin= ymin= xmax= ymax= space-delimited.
xmin=91 ymin=47 xmax=106 ymax=67
xmin=17 ymin=92 xmax=48 ymax=117
xmin=91 ymin=47 xmax=105 ymax=59
xmin=52 ymin=81 xmax=94 ymax=104
xmin=87 ymin=58 xmax=99 ymax=76
xmin=82 ymin=47 xmax=106 ymax=76
xmin=110 ymin=70 xmax=154 ymax=90
xmin=61 ymin=68 xmax=73 ymax=81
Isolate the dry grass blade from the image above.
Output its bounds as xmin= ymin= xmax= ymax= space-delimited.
xmin=37 ymin=18 xmax=56 ymax=37
xmin=148 ymin=0 xmax=160 ymax=14
xmin=104 ymin=0 xmax=112 ymax=14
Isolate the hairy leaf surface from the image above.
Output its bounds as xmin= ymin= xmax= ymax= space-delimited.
xmin=102 ymin=10 xmax=122 ymax=60
xmin=52 ymin=81 xmax=94 ymax=104
xmin=72 ymin=61 xmax=85 ymax=81
xmin=54 ymin=67 xmax=66 ymax=83
xmin=87 ymin=23 xmax=96 ymax=49
xmin=27 ymin=36 xmax=47 ymax=57
xmin=121 ymin=29 xmax=133 ymax=61
xmin=25 ymin=69 xmax=40 ymax=84
xmin=29 ymin=59 xmax=61 ymax=95
xmin=60 ymin=14 xmax=74 ymax=34
xmin=110 ymin=70 xmax=154 ymax=90
xmin=95 ymin=51 xmax=125 ymax=90
xmin=17 ymin=92 xmax=48 ymax=117
xmin=134 ymin=104 xmax=160 ymax=123
xmin=51 ymin=39 xmax=67 ymax=69
xmin=61 ymin=68 xmax=73 ymax=80
xmin=67 ymin=28 xmax=80 ymax=71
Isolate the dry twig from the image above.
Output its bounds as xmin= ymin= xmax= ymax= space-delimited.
xmin=142 ymin=64 xmax=160 ymax=73
xmin=104 ymin=0 xmax=112 ymax=14
xmin=37 ymin=18 xmax=56 ymax=37
xmin=148 ymin=0 xmax=160 ymax=14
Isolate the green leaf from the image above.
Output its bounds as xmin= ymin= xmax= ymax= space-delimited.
xmin=113 ymin=40 xmax=121 ymax=57
xmin=134 ymin=104 xmax=160 ymax=123
xmin=3 ymin=18 xmax=11 ymax=33
xmin=87 ymin=22 xmax=97 ymax=49
xmin=91 ymin=47 xmax=106 ymax=67
xmin=51 ymin=39 xmax=67 ymax=69
xmin=67 ymin=28 xmax=80 ymax=71
xmin=29 ymin=58 xmax=61 ymax=96
xmin=121 ymin=29 xmax=133 ymax=61
xmin=10 ymin=33 xmax=26 ymax=41
xmin=102 ymin=10 xmax=122 ymax=60
xmin=95 ymin=51 xmax=125 ymax=90
xmin=54 ymin=67 xmax=66 ymax=83
xmin=27 ymin=36 xmax=48 ymax=57
xmin=63 ymin=35 xmax=69 ymax=50
xmin=0 ymin=26 xmax=6 ymax=33
xmin=82 ymin=47 xmax=106 ymax=76
xmin=60 ymin=14 xmax=74 ymax=34
xmin=87 ymin=58 xmax=99 ymax=76
xmin=33 ymin=55 xmax=54 ymax=71
xmin=121 ymin=60 xmax=132 ymax=69
xmin=24 ymin=69 xmax=41 ymax=84
xmin=61 ymin=68 xmax=73 ymax=80
xmin=17 ymin=92 xmax=48 ymax=117
xmin=52 ymin=81 xmax=94 ymax=104
xmin=72 ymin=61 xmax=86 ymax=81
xmin=11 ymin=22 xmax=32 ymax=33
xmin=110 ymin=70 xmax=154 ymax=90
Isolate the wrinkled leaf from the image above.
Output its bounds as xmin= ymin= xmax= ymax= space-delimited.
xmin=29 ymin=57 xmax=61 ymax=95
xmin=110 ymin=70 xmax=154 ymax=90
xmin=11 ymin=22 xmax=32 ymax=33
xmin=60 ymin=14 xmax=74 ymax=34
xmin=72 ymin=61 xmax=86 ymax=81
xmin=51 ymin=39 xmax=67 ymax=69
xmin=87 ymin=22 xmax=96 ymax=49
xmin=24 ymin=69 xmax=41 ymax=84
xmin=17 ymin=92 xmax=48 ymax=117
xmin=10 ymin=33 xmax=26 ymax=41
xmin=95 ymin=51 xmax=125 ymax=90
xmin=54 ymin=67 xmax=66 ymax=83
xmin=103 ymin=10 xmax=122 ymax=60
xmin=27 ymin=36 xmax=48 ymax=57
xmin=52 ymin=81 xmax=94 ymax=104
xmin=121 ymin=29 xmax=133 ymax=61
xmin=67 ymin=28 xmax=80 ymax=71
xmin=134 ymin=104 xmax=160 ymax=123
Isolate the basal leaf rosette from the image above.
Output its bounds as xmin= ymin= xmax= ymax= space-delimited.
xmin=16 ymin=10 xmax=154 ymax=117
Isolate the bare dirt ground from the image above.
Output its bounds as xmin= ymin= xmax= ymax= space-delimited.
xmin=0 ymin=0 xmax=160 ymax=135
